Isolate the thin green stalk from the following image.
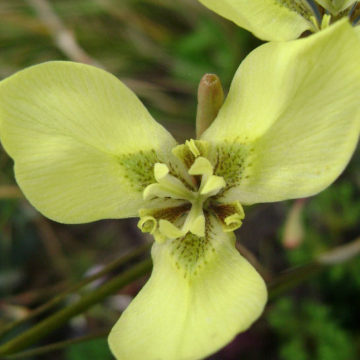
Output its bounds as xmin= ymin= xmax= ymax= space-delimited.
xmin=269 ymin=237 xmax=360 ymax=298
xmin=0 ymin=242 xmax=150 ymax=340
xmin=2 ymin=331 xmax=108 ymax=359
xmin=268 ymin=262 xmax=321 ymax=299
xmin=1 ymin=238 xmax=359 ymax=357
xmin=0 ymin=258 xmax=152 ymax=356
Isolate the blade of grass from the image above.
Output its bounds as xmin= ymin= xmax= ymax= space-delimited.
xmin=268 ymin=237 xmax=360 ymax=298
xmin=0 ymin=257 xmax=152 ymax=356
xmin=0 ymin=243 xmax=150 ymax=340
xmin=1 ymin=237 xmax=359 ymax=356
xmin=2 ymin=331 xmax=108 ymax=359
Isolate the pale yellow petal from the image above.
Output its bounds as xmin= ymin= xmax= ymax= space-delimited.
xmin=197 ymin=0 xmax=312 ymax=41
xmin=354 ymin=23 xmax=360 ymax=40
xmin=109 ymin=217 xmax=267 ymax=360
xmin=202 ymin=20 xmax=360 ymax=204
xmin=0 ymin=62 xmax=176 ymax=223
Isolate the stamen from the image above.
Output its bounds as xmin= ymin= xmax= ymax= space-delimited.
xmin=213 ymin=202 xmax=245 ymax=232
xmin=138 ymin=204 xmax=191 ymax=243
xmin=171 ymin=140 xmax=209 ymax=169
xmin=320 ymin=14 xmax=331 ymax=29
xmin=200 ymin=175 xmax=226 ymax=197
xmin=303 ymin=0 xmax=322 ymax=26
xmin=138 ymin=215 xmax=157 ymax=234
xmin=188 ymin=157 xmax=213 ymax=177
xmin=224 ymin=213 xmax=244 ymax=232
xmin=309 ymin=13 xmax=331 ymax=31
xmin=188 ymin=157 xmax=226 ymax=196
xmin=143 ymin=163 xmax=194 ymax=201
xmin=138 ymin=141 xmax=242 ymax=243
xmin=186 ymin=139 xmax=201 ymax=157
xmin=154 ymin=163 xmax=170 ymax=181
xmin=159 ymin=219 xmax=184 ymax=239
xmin=143 ymin=183 xmax=186 ymax=201
xmin=189 ymin=215 xmax=205 ymax=237
xmin=182 ymin=202 xmax=206 ymax=237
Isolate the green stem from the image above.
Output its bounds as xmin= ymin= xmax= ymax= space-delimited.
xmin=268 ymin=237 xmax=360 ymax=298
xmin=0 ymin=261 xmax=322 ymax=358
xmin=2 ymin=331 xmax=108 ymax=359
xmin=0 ymin=258 xmax=152 ymax=356
xmin=1 ymin=238 xmax=359 ymax=357
xmin=0 ymin=243 xmax=150 ymax=340
xmin=268 ymin=262 xmax=321 ymax=299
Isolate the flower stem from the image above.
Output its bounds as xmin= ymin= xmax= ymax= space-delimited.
xmin=0 ymin=258 xmax=152 ymax=356
xmin=1 ymin=238 xmax=359 ymax=356
xmin=268 ymin=262 xmax=320 ymax=299
xmin=2 ymin=331 xmax=108 ymax=359
xmin=0 ymin=242 xmax=150 ymax=341
xmin=268 ymin=236 xmax=360 ymax=298
xmin=196 ymin=74 xmax=224 ymax=138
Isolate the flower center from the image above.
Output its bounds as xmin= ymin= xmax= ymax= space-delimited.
xmin=138 ymin=140 xmax=245 ymax=243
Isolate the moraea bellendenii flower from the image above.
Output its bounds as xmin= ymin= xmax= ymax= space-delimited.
xmin=0 ymin=20 xmax=359 ymax=360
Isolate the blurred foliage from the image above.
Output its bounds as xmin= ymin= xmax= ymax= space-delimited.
xmin=267 ymin=149 xmax=360 ymax=360
xmin=0 ymin=0 xmax=260 ymax=138
xmin=0 ymin=0 xmax=359 ymax=359
xmin=65 ymin=338 xmax=112 ymax=360
xmin=269 ymin=298 xmax=356 ymax=360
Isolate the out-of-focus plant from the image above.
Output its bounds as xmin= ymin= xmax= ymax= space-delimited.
xmin=270 ymin=149 xmax=360 ymax=359
xmin=1 ymin=1 xmax=360 ymax=360
xmin=268 ymin=298 xmax=356 ymax=360
xmin=0 ymin=18 xmax=359 ymax=360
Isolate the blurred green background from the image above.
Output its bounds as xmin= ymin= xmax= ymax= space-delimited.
xmin=0 ymin=0 xmax=359 ymax=359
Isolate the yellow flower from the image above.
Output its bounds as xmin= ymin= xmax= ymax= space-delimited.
xmin=0 ymin=20 xmax=359 ymax=360
xmin=198 ymin=0 xmax=360 ymax=41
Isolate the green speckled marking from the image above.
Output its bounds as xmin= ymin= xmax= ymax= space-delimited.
xmin=140 ymin=203 xmax=191 ymax=223
xmin=118 ymin=149 xmax=159 ymax=192
xmin=214 ymin=140 xmax=253 ymax=188
xmin=172 ymin=140 xmax=209 ymax=169
xmin=168 ymin=216 xmax=216 ymax=278
xmin=275 ymin=0 xmax=312 ymax=19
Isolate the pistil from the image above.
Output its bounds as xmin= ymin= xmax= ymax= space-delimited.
xmin=138 ymin=140 xmax=246 ymax=243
